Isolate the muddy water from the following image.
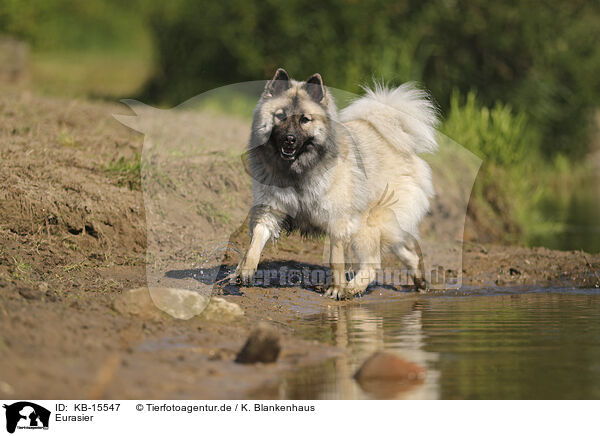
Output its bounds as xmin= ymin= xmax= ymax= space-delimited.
xmin=286 ymin=289 xmax=600 ymax=399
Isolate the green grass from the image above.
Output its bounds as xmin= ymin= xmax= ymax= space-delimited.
xmin=196 ymin=201 xmax=231 ymax=226
xmin=11 ymin=257 xmax=32 ymax=280
xmin=58 ymin=130 xmax=80 ymax=148
xmin=104 ymin=154 xmax=141 ymax=190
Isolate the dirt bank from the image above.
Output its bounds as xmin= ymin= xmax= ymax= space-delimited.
xmin=1 ymin=89 xmax=598 ymax=399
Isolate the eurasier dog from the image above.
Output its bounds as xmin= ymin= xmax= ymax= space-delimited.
xmin=230 ymin=68 xmax=438 ymax=299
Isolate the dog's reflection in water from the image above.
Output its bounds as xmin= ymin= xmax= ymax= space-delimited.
xmin=282 ymin=300 xmax=440 ymax=400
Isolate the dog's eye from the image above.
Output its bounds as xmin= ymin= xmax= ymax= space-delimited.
xmin=274 ymin=110 xmax=286 ymax=121
xmin=300 ymin=115 xmax=311 ymax=124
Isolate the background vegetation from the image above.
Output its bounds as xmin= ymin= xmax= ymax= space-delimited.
xmin=1 ymin=0 xmax=599 ymax=251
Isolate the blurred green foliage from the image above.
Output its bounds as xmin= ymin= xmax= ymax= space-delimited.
xmin=420 ymin=0 xmax=600 ymax=158
xmin=0 ymin=0 xmax=150 ymax=52
xmin=143 ymin=0 xmax=600 ymax=158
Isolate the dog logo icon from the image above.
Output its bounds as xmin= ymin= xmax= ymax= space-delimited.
xmin=3 ymin=402 xmax=50 ymax=434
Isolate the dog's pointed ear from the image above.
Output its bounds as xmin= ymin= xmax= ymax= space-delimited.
xmin=265 ymin=68 xmax=291 ymax=98
xmin=304 ymin=73 xmax=325 ymax=102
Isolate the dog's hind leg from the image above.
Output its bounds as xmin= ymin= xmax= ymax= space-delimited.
xmin=391 ymin=241 xmax=426 ymax=290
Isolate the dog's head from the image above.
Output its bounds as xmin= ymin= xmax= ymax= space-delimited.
xmin=250 ymin=68 xmax=338 ymax=178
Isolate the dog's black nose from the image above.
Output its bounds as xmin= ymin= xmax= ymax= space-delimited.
xmin=285 ymin=134 xmax=296 ymax=145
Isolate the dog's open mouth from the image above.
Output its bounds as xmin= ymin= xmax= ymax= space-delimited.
xmin=280 ymin=146 xmax=297 ymax=160
xmin=280 ymin=140 xmax=311 ymax=161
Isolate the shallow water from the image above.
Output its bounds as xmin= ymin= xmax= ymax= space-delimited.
xmin=286 ymin=288 xmax=600 ymax=399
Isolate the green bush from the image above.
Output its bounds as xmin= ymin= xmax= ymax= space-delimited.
xmin=441 ymin=91 xmax=540 ymax=166
xmin=440 ymin=91 xmax=539 ymax=241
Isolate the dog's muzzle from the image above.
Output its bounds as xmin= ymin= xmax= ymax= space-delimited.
xmin=281 ymin=134 xmax=297 ymax=160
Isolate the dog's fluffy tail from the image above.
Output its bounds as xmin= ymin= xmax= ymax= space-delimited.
xmin=340 ymin=82 xmax=439 ymax=154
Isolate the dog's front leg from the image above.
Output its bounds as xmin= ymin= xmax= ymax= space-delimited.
xmin=324 ymin=237 xmax=347 ymax=299
xmin=231 ymin=223 xmax=271 ymax=285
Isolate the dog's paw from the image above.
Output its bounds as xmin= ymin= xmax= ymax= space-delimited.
xmin=324 ymin=286 xmax=337 ymax=298
xmin=413 ymin=276 xmax=429 ymax=292
xmin=229 ymin=265 xmax=256 ymax=286
xmin=324 ymin=286 xmax=356 ymax=300
xmin=343 ymin=279 xmax=368 ymax=299
xmin=324 ymin=286 xmax=346 ymax=300
xmin=227 ymin=272 xmax=241 ymax=285
xmin=336 ymin=287 xmax=355 ymax=300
